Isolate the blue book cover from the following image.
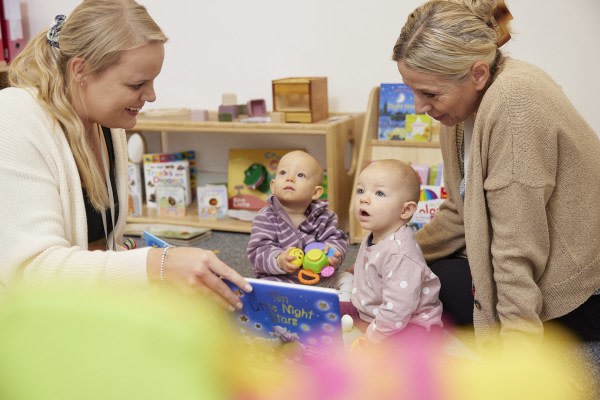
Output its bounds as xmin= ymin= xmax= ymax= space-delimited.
xmin=378 ymin=83 xmax=416 ymax=140
xmin=224 ymin=278 xmax=343 ymax=361
xmin=143 ymin=231 xmax=170 ymax=248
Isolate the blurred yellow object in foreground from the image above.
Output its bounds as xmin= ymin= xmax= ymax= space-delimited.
xmin=0 ymin=283 xmax=234 ymax=400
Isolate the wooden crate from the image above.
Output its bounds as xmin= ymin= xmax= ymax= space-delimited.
xmin=272 ymin=77 xmax=328 ymax=123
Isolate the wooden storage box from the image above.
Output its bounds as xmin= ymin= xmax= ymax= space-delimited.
xmin=272 ymin=77 xmax=328 ymax=123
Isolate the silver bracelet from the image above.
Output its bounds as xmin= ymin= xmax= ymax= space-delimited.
xmin=160 ymin=246 xmax=174 ymax=282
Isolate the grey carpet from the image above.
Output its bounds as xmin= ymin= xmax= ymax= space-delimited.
xmin=198 ymin=230 xmax=360 ymax=278
xmin=200 ymin=231 xmax=600 ymax=391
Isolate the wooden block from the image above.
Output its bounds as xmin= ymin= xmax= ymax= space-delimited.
xmin=222 ymin=92 xmax=237 ymax=106
xmin=247 ymin=99 xmax=267 ymax=117
xmin=190 ymin=109 xmax=209 ymax=121
xmin=218 ymin=104 xmax=238 ymax=119
xmin=272 ymin=77 xmax=328 ymax=123
xmin=269 ymin=111 xmax=286 ymax=123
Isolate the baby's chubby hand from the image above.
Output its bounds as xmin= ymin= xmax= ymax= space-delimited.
xmin=276 ymin=248 xmax=302 ymax=274
xmin=324 ymin=245 xmax=342 ymax=267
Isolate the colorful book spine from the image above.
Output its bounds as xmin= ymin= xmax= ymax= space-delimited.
xmin=127 ymin=162 xmax=143 ymax=217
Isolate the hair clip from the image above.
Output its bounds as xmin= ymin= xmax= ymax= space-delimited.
xmin=493 ymin=0 xmax=513 ymax=47
xmin=46 ymin=14 xmax=66 ymax=48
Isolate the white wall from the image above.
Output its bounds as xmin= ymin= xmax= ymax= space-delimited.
xmin=22 ymin=0 xmax=600 ymax=175
xmin=23 ymin=0 xmax=600 ymax=127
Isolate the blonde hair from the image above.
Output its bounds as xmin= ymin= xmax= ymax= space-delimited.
xmin=9 ymin=0 xmax=167 ymax=211
xmin=366 ymin=159 xmax=421 ymax=204
xmin=392 ymin=0 xmax=512 ymax=82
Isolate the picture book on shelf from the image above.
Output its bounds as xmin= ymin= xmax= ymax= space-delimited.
xmin=127 ymin=162 xmax=143 ymax=217
xmin=197 ymin=184 xmax=228 ymax=219
xmin=410 ymin=185 xmax=448 ymax=228
xmin=378 ymin=83 xmax=415 ymax=140
xmin=143 ymin=158 xmax=191 ymax=208
xmin=156 ymin=185 xmax=187 ymax=217
xmin=224 ymin=278 xmax=344 ymax=361
xmin=405 ymin=114 xmax=433 ymax=142
xmin=143 ymin=150 xmax=198 ymax=196
xmin=227 ymin=148 xmax=297 ymax=211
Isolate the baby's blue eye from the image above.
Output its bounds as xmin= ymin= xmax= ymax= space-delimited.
xmin=375 ymin=191 xmax=385 ymax=197
xmin=356 ymin=188 xmax=364 ymax=195
xmin=297 ymin=172 xmax=306 ymax=178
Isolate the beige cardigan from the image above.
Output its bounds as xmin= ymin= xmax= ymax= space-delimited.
xmin=0 ymin=87 xmax=150 ymax=287
xmin=416 ymin=58 xmax=600 ymax=350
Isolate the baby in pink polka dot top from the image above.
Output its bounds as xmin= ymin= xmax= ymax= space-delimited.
xmin=346 ymin=159 xmax=443 ymax=343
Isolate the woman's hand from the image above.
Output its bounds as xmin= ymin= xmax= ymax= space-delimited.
xmin=147 ymin=247 xmax=252 ymax=310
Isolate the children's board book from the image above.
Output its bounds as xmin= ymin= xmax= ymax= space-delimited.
xmin=143 ymin=150 xmax=198 ymax=199
xmin=405 ymin=114 xmax=433 ymax=142
xmin=410 ymin=185 xmax=448 ymax=229
xmin=156 ymin=185 xmax=187 ymax=218
xmin=197 ymin=184 xmax=228 ymax=219
xmin=143 ymin=159 xmax=192 ymax=208
xmin=224 ymin=278 xmax=344 ymax=361
xmin=126 ymin=225 xmax=212 ymax=247
xmin=227 ymin=148 xmax=294 ymax=211
xmin=378 ymin=83 xmax=415 ymax=140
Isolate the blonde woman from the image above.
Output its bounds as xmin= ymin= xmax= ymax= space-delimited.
xmin=0 ymin=0 xmax=251 ymax=306
xmin=393 ymin=0 xmax=600 ymax=350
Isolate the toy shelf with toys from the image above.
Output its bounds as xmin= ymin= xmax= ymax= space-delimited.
xmin=126 ymin=111 xmax=364 ymax=233
xmin=349 ymin=86 xmax=444 ymax=243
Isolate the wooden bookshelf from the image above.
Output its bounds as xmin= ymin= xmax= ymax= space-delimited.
xmin=348 ymin=86 xmax=444 ymax=243
xmin=127 ymin=112 xmax=365 ymax=233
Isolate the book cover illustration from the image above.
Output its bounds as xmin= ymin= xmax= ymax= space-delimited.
xmin=227 ymin=148 xmax=295 ymax=211
xmin=197 ymin=184 xmax=228 ymax=219
xmin=377 ymin=83 xmax=415 ymax=140
xmin=225 ymin=278 xmax=344 ymax=362
xmin=143 ymin=158 xmax=191 ymax=208
xmin=156 ymin=185 xmax=186 ymax=218
xmin=142 ymin=230 xmax=170 ymax=248
xmin=405 ymin=114 xmax=433 ymax=142
xmin=143 ymin=150 xmax=198 ymax=199
xmin=410 ymin=185 xmax=448 ymax=228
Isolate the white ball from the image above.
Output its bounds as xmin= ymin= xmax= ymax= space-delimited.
xmin=341 ymin=314 xmax=354 ymax=332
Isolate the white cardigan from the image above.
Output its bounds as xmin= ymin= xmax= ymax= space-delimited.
xmin=0 ymin=87 xmax=150 ymax=286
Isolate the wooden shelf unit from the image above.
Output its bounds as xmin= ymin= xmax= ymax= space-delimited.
xmin=126 ymin=112 xmax=365 ymax=233
xmin=348 ymin=86 xmax=444 ymax=243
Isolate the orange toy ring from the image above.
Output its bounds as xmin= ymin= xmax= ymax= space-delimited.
xmin=298 ymin=269 xmax=320 ymax=285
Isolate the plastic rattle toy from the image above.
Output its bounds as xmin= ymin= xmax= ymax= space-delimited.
xmin=289 ymin=243 xmax=337 ymax=285
xmin=287 ymin=248 xmax=304 ymax=267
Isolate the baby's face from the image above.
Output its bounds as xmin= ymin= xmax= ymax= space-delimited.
xmin=354 ymin=164 xmax=411 ymax=239
xmin=271 ymin=152 xmax=322 ymax=208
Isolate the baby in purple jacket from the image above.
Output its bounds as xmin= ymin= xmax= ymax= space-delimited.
xmin=247 ymin=150 xmax=353 ymax=300
xmin=346 ymin=159 xmax=443 ymax=343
